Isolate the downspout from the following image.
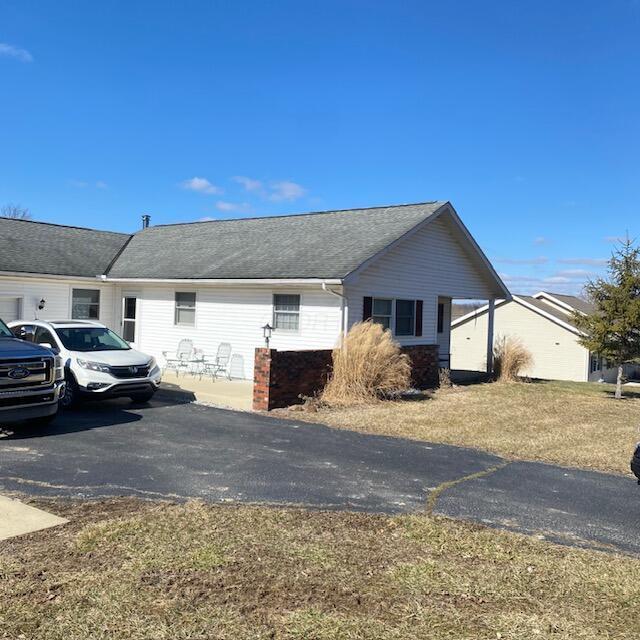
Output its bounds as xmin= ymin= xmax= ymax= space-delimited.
xmin=321 ymin=281 xmax=348 ymax=345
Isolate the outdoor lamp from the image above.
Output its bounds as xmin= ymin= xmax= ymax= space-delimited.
xmin=38 ymin=299 xmax=46 ymax=310
xmin=262 ymin=323 xmax=273 ymax=348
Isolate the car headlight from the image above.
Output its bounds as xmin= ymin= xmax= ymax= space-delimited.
xmin=148 ymin=356 xmax=157 ymax=370
xmin=76 ymin=358 xmax=111 ymax=373
xmin=54 ymin=355 xmax=64 ymax=381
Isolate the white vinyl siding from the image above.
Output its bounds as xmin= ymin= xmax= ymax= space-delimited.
xmin=124 ymin=285 xmax=343 ymax=380
xmin=0 ymin=276 xmax=117 ymax=329
xmin=346 ymin=216 xmax=499 ymax=348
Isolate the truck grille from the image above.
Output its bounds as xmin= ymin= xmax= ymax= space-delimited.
xmin=0 ymin=391 xmax=55 ymax=408
xmin=0 ymin=357 xmax=53 ymax=390
xmin=108 ymin=364 xmax=150 ymax=379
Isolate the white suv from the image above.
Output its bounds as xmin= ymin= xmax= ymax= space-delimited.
xmin=8 ymin=320 xmax=161 ymax=407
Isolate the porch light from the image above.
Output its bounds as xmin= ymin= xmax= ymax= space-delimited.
xmin=262 ymin=322 xmax=273 ymax=348
xmin=38 ymin=299 xmax=46 ymax=310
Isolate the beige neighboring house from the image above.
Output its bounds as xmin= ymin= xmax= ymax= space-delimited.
xmin=451 ymin=291 xmax=640 ymax=383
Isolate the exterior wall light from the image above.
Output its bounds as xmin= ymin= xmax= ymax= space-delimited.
xmin=262 ymin=323 xmax=273 ymax=348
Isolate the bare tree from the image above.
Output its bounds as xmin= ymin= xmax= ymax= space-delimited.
xmin=1 ymin=203 xmax=32 ymax=220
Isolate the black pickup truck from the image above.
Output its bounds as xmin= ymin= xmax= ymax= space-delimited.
xmin=0 ymin=317 xmax=65 ymax=427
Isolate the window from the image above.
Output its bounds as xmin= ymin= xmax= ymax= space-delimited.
xmin=34 ymin=326 xmax=58 ymax=350
xmin=371 ymin=298 xmax=392 ymax=329
xmin=273 ymin=294 xmax=300 ymax=331
xmin=72 ymin=289 xmax=100 ymax=320
xmin=395 ymin=299 xmax=416 ymax=336
xmin=590 ymin=353 xmax=601 ymax=373
xmin=437 ymin=303 xmax=444 ymax=334
xmin=12 ymin=324 xmax=35 ymax=341
xmin=175 ymin=292 xmax=196 ymax=326
xmin=55 ymin=327 xmax=130 ymax=351
xmin=0 ymin=319 xmax=11 ymax=338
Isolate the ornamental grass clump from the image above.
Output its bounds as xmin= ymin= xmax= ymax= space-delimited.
xmin=493 ymin=335 xmax=533 ymax=382
xmin=321 ymin=321 xmax=411 ymax=406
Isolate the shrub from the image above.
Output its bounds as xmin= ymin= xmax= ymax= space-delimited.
xmin=493 ymin=335 xmax=533 ymax=382
xmin=321 ymin=321 xmax=411 ymax=406
xmin=438 ymin=367 xmax=453 ymax=389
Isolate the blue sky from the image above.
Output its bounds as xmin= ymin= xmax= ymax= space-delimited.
xmin=1 ymin=1 xmax=638 ymax=295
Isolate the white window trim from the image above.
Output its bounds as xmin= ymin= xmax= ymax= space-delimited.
xmin=174 ymin=290 xmax=197 ymax=328
xmin=70 ymin=288 xmax=101 ymax=321
xmin=272 ymin=292 xmax=302 ymax=334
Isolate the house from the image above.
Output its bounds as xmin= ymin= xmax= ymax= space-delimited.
xmin=451 ymin=291 xmax=640 ymax=383
xmin=0 ymin=201 xmax=508 ymax=383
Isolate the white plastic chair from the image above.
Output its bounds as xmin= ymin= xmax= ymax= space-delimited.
xmin=162 ymin=339 xmax=194 ymax=377
xmin=229 ymin=353 xmax=245 ymax=380
xmin=201 ymin=342 xmax=233 ymax=380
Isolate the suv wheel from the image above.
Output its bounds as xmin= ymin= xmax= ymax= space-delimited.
xmin=60 ymin=373 xmax=78 ymax=408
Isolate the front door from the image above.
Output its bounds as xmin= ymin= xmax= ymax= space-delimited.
xmin=121 ymin=295 xmax=139 ymax=347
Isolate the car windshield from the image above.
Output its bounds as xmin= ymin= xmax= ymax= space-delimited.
xmin=0 ymin=319 xmax=11 ymax=338
xmin=54 ymin=327 xmax=131 ymax=352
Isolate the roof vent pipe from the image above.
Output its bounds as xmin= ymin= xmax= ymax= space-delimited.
xmin=141 ymin=214 xmax=151 ymax=229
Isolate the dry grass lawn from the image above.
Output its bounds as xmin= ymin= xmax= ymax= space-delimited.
xmin=1 ymin=499 xmax=639 ymax=640
xmin=286 ymin=380 xmax=640 ymax=475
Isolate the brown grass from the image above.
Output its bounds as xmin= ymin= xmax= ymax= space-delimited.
xmin=1 ymin=498 xmax=639 ymax=639
xmin=284 ymin=380 xmax=640 ymax=474
xmin=321 ymin=321 xmax=411 ymax=406
xmin=493 ymin=335 xmax=534 ymax=382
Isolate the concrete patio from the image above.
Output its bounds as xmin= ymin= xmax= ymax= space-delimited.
xmin=159 ymin=371 xmax=253 ymax=411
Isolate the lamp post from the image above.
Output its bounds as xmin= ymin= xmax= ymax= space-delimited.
xmin=262 ymin=323 xmax=273 ymax=348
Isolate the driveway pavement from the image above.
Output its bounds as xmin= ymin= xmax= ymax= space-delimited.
xmin=0 ymin=396 xmax=638 ymax=555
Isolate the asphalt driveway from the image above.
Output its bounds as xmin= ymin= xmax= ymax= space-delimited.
xmin=0 ymin=395 xmax=638 ymax=555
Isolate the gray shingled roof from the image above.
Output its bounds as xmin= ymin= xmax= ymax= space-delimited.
xmin=107 ymin=202 xmax=447 ymax=279
xmin=541 ymin=292 xmax=594 ymax=315
xmin=0 ymin=217 xmax=131 ymax=277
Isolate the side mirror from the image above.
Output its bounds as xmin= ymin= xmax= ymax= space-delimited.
xmin=40 ymin=342 xmax=53 ymax=349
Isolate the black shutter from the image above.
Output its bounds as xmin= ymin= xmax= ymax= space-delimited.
xmin=415 ymin=300 xmax=423 ymax=336
xmin=363 ymin=296 xmax=373 ymax=322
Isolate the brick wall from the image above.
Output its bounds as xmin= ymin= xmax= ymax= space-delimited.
xmin=253 ymin=348 xmax=333 ymax=411
xmin=253 ymin=344 xmax=439 ymax=411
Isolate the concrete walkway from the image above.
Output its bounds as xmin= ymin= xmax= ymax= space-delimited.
xmin=0 ymin=495 xmax=67 ymax=540
xmin=161 ymin=371 xmax=253 ymax=410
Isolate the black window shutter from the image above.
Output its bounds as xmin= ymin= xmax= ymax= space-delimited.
xmin=415 ymin=300 xmax=423 ymax=336
xmin=363 ymin=296 xmax=373 ymax=321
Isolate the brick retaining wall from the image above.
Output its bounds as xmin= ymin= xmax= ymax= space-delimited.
xmin=253 ymin=343 xmax=440 ymax=411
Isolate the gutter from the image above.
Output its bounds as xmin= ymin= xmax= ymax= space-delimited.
xmin=322 ymin=281 xmax=348 ymax=342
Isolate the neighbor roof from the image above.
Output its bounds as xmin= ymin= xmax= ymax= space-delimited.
xmin=0 ymin=217 xmax=131 ymax=278
xmin=539 ymin=292 xmax=594 ymax=315
xmin=517 ymin=295 xmax=583 ymax=330
xmin=106 ymin=202 xmax=447 ymax=280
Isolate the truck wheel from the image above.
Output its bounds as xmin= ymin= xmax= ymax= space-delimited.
xmin=60 ymin=374 xmax=78 ymax=408
xmin=130 ymin=390 xmax=156 ymax=403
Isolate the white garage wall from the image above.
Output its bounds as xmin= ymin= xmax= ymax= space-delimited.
xmin=0 ymin=275 xmax=117 ymax=329
xmin=451 ymin=300 xmax=589 ymax=381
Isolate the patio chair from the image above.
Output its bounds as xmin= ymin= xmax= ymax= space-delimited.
xmin=201 ymin=342 xmax=232 ymax=380
xmin=228 ymin=353 xmax=245 ymax=380
xmin=162 ymin=339 xmax=194 ymax=377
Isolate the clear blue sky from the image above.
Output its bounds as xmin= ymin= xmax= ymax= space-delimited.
xmin=1 ymin=1 xmax=638 ymax=294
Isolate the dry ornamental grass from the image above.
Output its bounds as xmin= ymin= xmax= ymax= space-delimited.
xmin=493 ymin=335 xmax=534 ymax=382
xmin=321 ymin=321 xmax=411 ymax=406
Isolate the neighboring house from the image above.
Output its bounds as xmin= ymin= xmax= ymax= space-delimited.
xmin=451 ymin=291 xmax=640 ymax=383
xmin=0 ymin=201 xmax=508 ymax=380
